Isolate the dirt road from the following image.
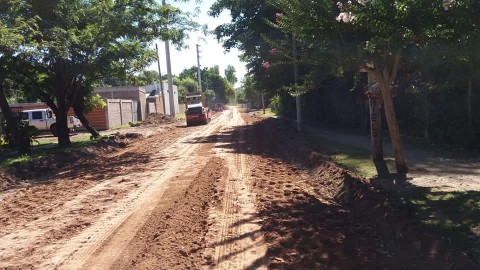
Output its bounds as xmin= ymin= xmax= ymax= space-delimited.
xmin=1 ymin=107 xmax=478 ymax=269
xmin=0 ymin=108 xmax=268 ymax=269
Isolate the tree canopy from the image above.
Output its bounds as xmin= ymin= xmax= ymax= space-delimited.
xmin=212 ymin=0 xmax=480 ymax=176
xmin=0 ymin=0 xmax=198 ymax=148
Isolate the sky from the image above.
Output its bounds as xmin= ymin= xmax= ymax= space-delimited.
xmin=152 ymin=0 xmax=247 ymax=88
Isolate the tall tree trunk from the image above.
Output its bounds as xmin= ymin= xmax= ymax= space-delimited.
xmin=370 ymin=98 xmax=384 ymax=160
xmin=0 ymin=79 xmax=18 ymax=147
xmin=54 ymin=62 xmax=71 ymax=148
xmin=73 ymin=103 xmax=100 ymax=139
xmin=369 ymin=97 xmax=389 ymax=177
xmin=374 ymin=68 xmax=408 ymax=175
xmin=55 ymin=98 xmax=71 ymax=148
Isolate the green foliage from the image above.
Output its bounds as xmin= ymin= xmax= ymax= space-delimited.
xmin=1 ymin=0 xmax=199 ymax=147
xmin=84 ymin=94 xmax=106 ymax=113
xmin=224 ymin=65 xmax=237 ymax=86
xmin=127 ymin=70 xmax=160 ymax=86
xmin=174 ymin=76 xmax=198 ymax=98
xmin=178 ymin=65 xmax=234 ymax=104
xmin=269 ymin=94 xmax=280 ymax=114
xmin=241 ymin=75 xmax=262 ymax=108
xmin=236 ymin=90 xmax=246 ymax=104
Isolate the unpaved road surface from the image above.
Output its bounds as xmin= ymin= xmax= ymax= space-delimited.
xmin=1 ymin=107 xmax=478 ymax=269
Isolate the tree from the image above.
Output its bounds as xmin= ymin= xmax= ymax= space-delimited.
xmin=129 ymin=70 xmax=161 ymax=86
xmin=0 ymin=0 xmax=40 ymax=151
xmin=267 ymin=0 xmax=471 ymax=176
xmin=224 ymin=65 xmax=237 ymax=86
xmin=1 ymin=0 xmax=197 ymax=147
xmin=178 ymin=65 xmax=234 ymax=104
xmin=241 ymin=75 xmax=261 ymax=108
xmin=173 ymin=76 xmax=198 ymax=98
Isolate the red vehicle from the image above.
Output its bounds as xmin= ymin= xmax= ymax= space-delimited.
xmin=186 ymin=104 xmax=211 ymax=126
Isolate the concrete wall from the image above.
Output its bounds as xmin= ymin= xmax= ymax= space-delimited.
xmin=105 ymin=99 xmax=137 ymax=129
xmin=95 ymin=86 xmax=147 ymax=121
xmin=178 ymin=104 xmax=186 ymax=114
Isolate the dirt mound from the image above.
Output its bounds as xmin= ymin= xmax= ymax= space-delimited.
xmin=4 ymin=132 xmax=144 ymax=187
xmin=97 ymin=132 xmax=144 ymax=148
xmin=308 ymin=159 xmax=476 ymax=269
xmin=0 ymin=171 xmax=23 ymax=190
xmin=142 ymin=113 xmax=176 ymax=125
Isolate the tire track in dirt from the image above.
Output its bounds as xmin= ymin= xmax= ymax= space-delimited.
xmin=0 ymin=112 xmax=230 ymax=269
xmin=52 ymin=112 xmax=230 ymax=270
xmin=207 ymin=107 xmax=267 ymax=270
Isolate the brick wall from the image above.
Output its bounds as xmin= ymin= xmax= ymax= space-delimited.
xmin=85 ymin=107 xmax=107 ymax=130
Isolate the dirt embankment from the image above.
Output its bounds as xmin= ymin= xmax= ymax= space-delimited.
xmin=242 ymin=112 xmax=477 ymax=269
xmin=0 ymin=132 xmax=144 ymax=190
xmin=1 ymin=113 xmax=178 ymax=190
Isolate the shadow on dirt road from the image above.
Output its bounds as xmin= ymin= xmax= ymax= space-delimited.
xmin=187 ymin=114 xmax=479 ymax=269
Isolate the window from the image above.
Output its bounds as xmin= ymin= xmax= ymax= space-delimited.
xmin=186 ymin=107 xmax=203 ymax=115
xmin=31 ymin=111 xmax=43 ymax=120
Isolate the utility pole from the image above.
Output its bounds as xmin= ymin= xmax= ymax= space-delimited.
xmin=155 ymin=43 xmax=167 ymax=114
xmin=196 ymin=44 xmax=203 ymax=92
xmin=163 ymin=0 xmax=175 ymax=116
xmin=293 ymin=37 xmax=302 ymax=132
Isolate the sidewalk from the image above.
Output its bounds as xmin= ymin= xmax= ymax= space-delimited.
xmin=312 ymin=126 xmax=480 ymax=192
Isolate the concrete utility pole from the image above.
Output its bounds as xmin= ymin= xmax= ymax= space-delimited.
xmin=293 ymin=37 xmax=302 ymax=132
xmin=155 ymin=43 xmax=167 ymax=114
xmin=196 ymin=44 xmax=203 ymax=92
xmin=163 ymin=0 xmax=175 ymax=116
xmin=165 ymin=41 xmax=175 ymax=116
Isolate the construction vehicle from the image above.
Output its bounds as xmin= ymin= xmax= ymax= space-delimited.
xmin=184 ymin=92 xmax=211 ymax=126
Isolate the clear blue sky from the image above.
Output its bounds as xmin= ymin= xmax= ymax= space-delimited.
xmin=152 ymin=0 xmax=247 ymax=87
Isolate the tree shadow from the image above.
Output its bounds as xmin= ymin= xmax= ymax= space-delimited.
xmin=190 ymin=116 xmax=480 ymax=269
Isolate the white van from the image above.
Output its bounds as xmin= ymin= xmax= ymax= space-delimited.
xmin=21 ymin=109 xmax=82 ymax=136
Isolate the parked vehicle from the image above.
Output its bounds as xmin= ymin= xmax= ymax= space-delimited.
xmin=185 ymin=93 xmax=211 ymax=126
xmin=21 ymin=109 xmax=82 ymax=136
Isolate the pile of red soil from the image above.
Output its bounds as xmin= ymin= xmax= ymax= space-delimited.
xmin=3 ymin=132 xmax=144 ymax=188
xmin=142 ymin=113 xmax=176 ymax=125
xmin=97 ymin=132 xmax=144 ymax=148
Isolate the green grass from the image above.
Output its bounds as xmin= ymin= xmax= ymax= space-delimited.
xmin=0 ymin=134 xmax=97 ymax=169
xmin=304 ymin=131 xmax=396 ymax=179
xmin=262 ymin=108 xmax=277 ymax=118
xmin=248 ymin=108 xmax=278 ymax=118
xmin=0 ymin=153 xmax=48 ymax=168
